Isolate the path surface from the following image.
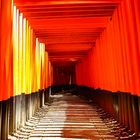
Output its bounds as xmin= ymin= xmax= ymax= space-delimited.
xmin=10 ymin=93 xmax=117 ymax=140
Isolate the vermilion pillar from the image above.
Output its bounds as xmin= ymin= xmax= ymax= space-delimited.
xmin=76 ymin=0 xmax=140 ymax=135
xmin=0 ymin=0 xmax=13 ymax=139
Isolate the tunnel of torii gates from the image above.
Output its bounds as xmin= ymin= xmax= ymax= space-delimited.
xmin=0 ymin=0 xmax=140 ymax=139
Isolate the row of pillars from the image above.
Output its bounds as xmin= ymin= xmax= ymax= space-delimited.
xmin=75 ymin=86 xmax=140 ymax=137
xmin=0 ymin=89 xmax=50 ymax=140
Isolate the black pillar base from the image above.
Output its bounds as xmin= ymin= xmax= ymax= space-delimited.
xmin=1 ymin=100 xmax=8 ymax=140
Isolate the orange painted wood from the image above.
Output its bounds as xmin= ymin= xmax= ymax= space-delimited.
xmin=0 ymin=0 xmax=13 ymax=101
xmin=76 ymin=0 xmax=140 ymax=96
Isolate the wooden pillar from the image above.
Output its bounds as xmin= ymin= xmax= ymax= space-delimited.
xmin=123 ymin=93 xmax=129 ymax=127
xmin=0 ymin=101 xmax=2 ymax=139
xmin=131 ymin=95 xmax=140 ymax=135
xmin=44 ymin=88 xmax=49 ymax=104
xmin=0 ymin=0 xmax=13 ymax=138
xmin=112 ymin=93 xmax=119 ymax=120
xmin=127 ymin=93 xmax=134 ymax=131
xmin=9 ymin=97 xmax=14 ymax=135
xmin=138 ymin=96 xmax=140 ymax=130
xmin=1 ymin=100 xmax=9 ymax=140
xmin=21 ymin=94 xmax=26 ymax=127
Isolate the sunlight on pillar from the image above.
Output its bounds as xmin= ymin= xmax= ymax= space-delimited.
xmin=36 ymin=38 xmax=40 ymax=90
xmin=23 ymin=18 xmax=26 ymax=93
xmin=13 ymin=6 xmax=19 ymax=95
xmin=12 ymin=5 xmax=50 ymax=96
xmin=19 ymin=13 xmax=23 ymax=94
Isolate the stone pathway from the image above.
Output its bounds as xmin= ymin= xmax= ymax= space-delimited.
xmin=9 ymin=93 xmax=118 ymax=140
